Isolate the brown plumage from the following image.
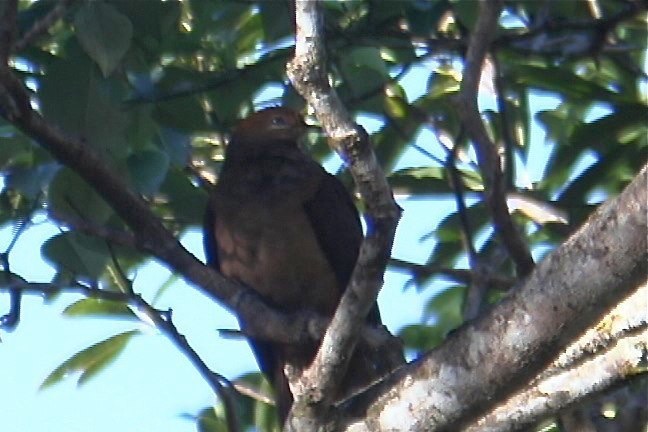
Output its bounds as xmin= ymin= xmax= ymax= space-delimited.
xmin=203 ymin=107 xmax=384 ymax=424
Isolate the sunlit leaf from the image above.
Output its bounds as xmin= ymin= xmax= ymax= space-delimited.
xmin=196 ymin=407 xmax=229 ymax=432
xmin=40 ymin=330 xmax=139 ymax=389
xmin=423 ymin=286 xmax=466 ymax=328
xmin=399 ymin=323 xmax=445 ymax=352
xmin=570 ymin=103 xmax=648 ymax=151
xmin=63 ymin=298 xmax=136 ymax=319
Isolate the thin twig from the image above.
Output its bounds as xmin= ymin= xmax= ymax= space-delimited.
xmin=0 ymin=279 xmax=241 ymax=432
xmin=143 ymin=307 xmax=241 ymax=432
xmin=13 ymin=0 xmax=75 ymax=53
xmin=389 ymin=258 xmax=515 ymax=290
xmin=0 ymin=201 xmax=40 ymax=330
xmin=452 ymin=0 xmax=535 ymax=278
xmin=232 ymin=380 xmax=275 ymax=406
xmin=0 ymin=0 xmax=18 ymax=65
xmin=447 ymin=142 xmax=490 ymax=320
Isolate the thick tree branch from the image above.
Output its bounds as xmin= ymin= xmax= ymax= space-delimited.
xmin=286 ymin=1 xmax=402 ymax=428
xmin=464 ymin=282 xmax=648 ymax=432
xmin=453 ymin=0 xmax=535 ymax=278
xmin=342 ymin=165 xmax=647 ymax=431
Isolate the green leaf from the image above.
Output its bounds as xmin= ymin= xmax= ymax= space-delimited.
xmin=192 ymin=372 xmax=278 ymax=432
xmin=158 ymin=170 xmax=208 ymax=225
xmin=570 ymin=103 xmax=648 ymax=151
xmin=4 ymin=162 xmax=59 ymax=199
xmin=390 ymin=166 xmax=483 ymax=195
xmin=0 ymin=128 xmax=34 ymax=169
xmin=74 ymin=2 xmax=133 ymax=77
xmin=426 ymin=202 xmax=490 ymax=268
xmin=240 ymin=374 xmax=279 ymax=430
xmin=63 ymin=298 xmax=136 ymax=319
xmin=42 ymin=232 xmax=111 ymax=279
xmin=126 ymin=148 xmax=170 ymax=195
xmin=423 ymin=285 xmax=466 ymax=326
xmin=40 ymin=330 xmax=139 ymax=389
xmin=49 ymin=168 xmax=113 ymax=224
xmin=513 ymin=65 xmax=622 ymax=103
xmin=390 ymin=167 xmax=448 ymax=195
xmin=196 ymin=407 xmax=229 ymax=432
xmin=112 ymin=1 xmax=181 ymax=46
xmin=39 ymin=50 xmax=129 ymax=158
xmin=427 ymin=70 xmax=461 ymax=99
xmin=338 ymin=47 xmax=390 ymax=112
xmin=153 ymin=96 xmax=211 ymax=131
xmin=399 ymin=324 xmax=445 ymax=351
xmin=158 ymin=128 xmax=191 ymax=167
xmin=451 ymin=0 xmax=480 ymax=30
xmin=259 ymin=1 xmax=294 ymax=42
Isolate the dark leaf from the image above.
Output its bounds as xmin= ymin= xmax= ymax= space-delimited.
xmin=74 ymin=2 xmax=133 ymax=77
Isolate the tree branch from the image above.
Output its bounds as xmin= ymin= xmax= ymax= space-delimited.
xmin=0 ymin=0 xmax=18 ymax=65
xmin=342 ymin=164 xmax=647 ymax=431
xmin=464 ymin=281 xmax=648 ymax=432
xmin=453 ymin=0 xmax=535 ymax=278
xmin=286 ymin=0 xmax=402 ymax=428
xmin=446 ymin=141 xmax=490 ymax=320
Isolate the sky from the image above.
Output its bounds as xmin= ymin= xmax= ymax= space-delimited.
xmin=0 ymin=58 xmax=591 ymax=432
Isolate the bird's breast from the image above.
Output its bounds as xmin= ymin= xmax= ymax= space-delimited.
xmin=212 ymin=197 xmax=340 ymax=315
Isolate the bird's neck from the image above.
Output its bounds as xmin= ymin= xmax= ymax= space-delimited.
xmin=218 ymin=146 xmax=317 ymax=198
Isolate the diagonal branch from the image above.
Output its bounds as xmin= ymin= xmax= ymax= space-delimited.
xmin=286 ymin=0 xmax=402 ymax=428
xmin=13 ymin=0 xmax=76 ymax=53
xmin=0 ymin=0 xmax=18 ymax=65
xmin=446 ymin=142 xmax=490 ymax=320
xmin=342 ymin=164 xmax=647 ymax=431
xmin=453 ymin=0 xmax=535 ymax=278
xmin=464 ymin=281 xmax=648 ymax=432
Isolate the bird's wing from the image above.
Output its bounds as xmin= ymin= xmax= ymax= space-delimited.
xmin=202 ymin=196 xmax=220 ymax=269
xmin=203 ymin=196 xmax=291 ymax=415
xmin=303 ymin=170 xmax=382 ymax=325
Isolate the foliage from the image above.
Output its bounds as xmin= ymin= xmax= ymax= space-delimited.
xmin=0 ymin=0 xmax=645 ymax=431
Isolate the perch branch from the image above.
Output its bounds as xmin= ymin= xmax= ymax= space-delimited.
xmin=464 ymin=281 xmax=648 ymax=432
xmin=286 ymin=0 xmax=402 ymax=428
xmin=343 ymin=165 xmax=647 ymax=431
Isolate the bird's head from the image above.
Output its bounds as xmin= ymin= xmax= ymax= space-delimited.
xmin=231 ymin=107 xmax=307 ymax=144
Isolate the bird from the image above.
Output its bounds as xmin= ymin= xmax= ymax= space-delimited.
xmin=203 ymin=107 xmax=386 ymax=424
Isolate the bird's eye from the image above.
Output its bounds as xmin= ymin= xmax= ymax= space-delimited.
xmin=271 ymin=116 xmax=288 ymax=127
